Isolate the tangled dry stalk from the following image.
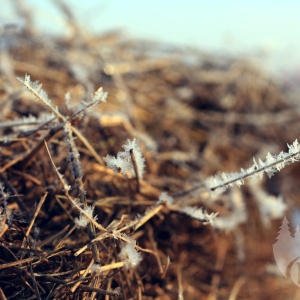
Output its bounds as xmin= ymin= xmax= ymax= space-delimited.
xmin=1 ymin=3 xmax=300 ymax=300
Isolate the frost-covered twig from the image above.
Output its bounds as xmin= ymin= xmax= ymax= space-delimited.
xmin=71 ymin=87 xmax=107 ymax=119
xmin=158 ymin=192 xmax=218 ymax=226
xmin=205 ymin=139 xmax=300 ymax=193
xmin=74 ymin=205 xmax=97 ymax=228
xmin=181 ymin=206 xmax=219 ymax=226
xmin=17 ymin=74 xmax=66 ymax=122
xmin=0 ymin=113 xmax=55 ymax=130
xmin=17 ymin=74 xmax=108 ymax=124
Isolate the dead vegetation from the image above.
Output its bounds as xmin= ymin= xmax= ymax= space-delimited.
xmin=1 ymin=3 xmax=300 ymax=300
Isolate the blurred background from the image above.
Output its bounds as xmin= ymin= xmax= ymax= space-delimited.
xmin=2 ymin=0 xmax=300 ymax=74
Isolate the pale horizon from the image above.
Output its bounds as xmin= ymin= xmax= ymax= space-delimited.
xmin=2 ymin=0 xmax=300 ymax=73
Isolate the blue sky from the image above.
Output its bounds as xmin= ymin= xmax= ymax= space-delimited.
xmin=2 ymin=0 xmax=300 ymax=72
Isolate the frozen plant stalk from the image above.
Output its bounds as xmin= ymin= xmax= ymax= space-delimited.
xmin=205 ymin=139 xmax=300 ymax=193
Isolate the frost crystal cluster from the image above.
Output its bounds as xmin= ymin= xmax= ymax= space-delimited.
xmin=104 ymin=138 xmax=145 ymax=179
xmin=119 ymin=242 xmax=142 ymax=269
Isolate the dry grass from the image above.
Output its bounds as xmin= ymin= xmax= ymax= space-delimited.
xmin=1 ymin=4 xmax=300 ymax=300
